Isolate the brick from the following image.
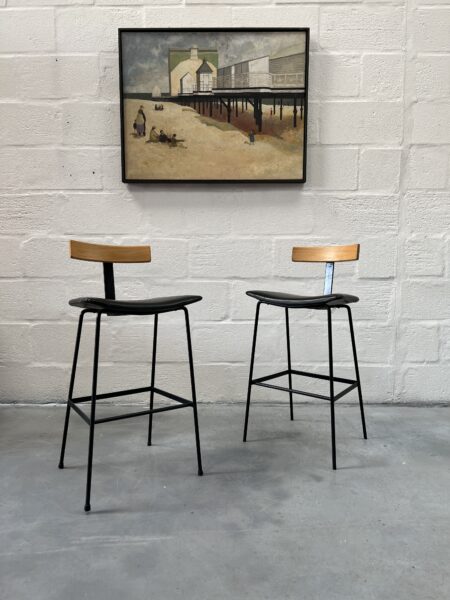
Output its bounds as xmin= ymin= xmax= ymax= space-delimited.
xmin=97 ymin=0 xmax=143 ymax=5
xmin=306 ymin=147 xmax=358 ymax=190
xmin=417 ymin=0 xmax=449 ymax=4
xmin=310 ymin=54 xmax=360 ymax=99
xmin=447 ymin=240 xmax=450 ymax=278
xmin=320 ymin=7 xmax=405 ymax=51
xmin=0 ymin=149 xmax=102 ymax=190
xmin=0 ymin=103 xmax=62 ymax=146
xmin=307 ymin=101 xmax=319 ymax=145
xmin=358 ymin=366 xmax=394 ymax=402
xmin=56 ymin=8 xmax=143 ymax=52
xmin=0 ymin=237 xmax=22 ymax=277
xmin=189 ymin=239 xmax=272 ymax=279
xmin=308 ymin=195 xmax=400 ymax=238
xmin=400 ymin=366 xmax=450 ymax=402
xmin=62 ymin=103 xmax=120 ymax=146
xmin=441 ymin=325 xmax=450 ymax=362
xmin=30 ymin=322 xmax=100 ymax=365
xmin=232 ymin=7 xmax=319 ymax=48
xmin=0 ymin=325 xmax=31 ymax=364
xmin=194 ymin=322 xmax=283 ymax=363
xmin=135 ymin=188 xmax=234 ymax=236
xmin=404 ymin=237 xmax=444 ymax=277
xmin=347 ymin=281 xmax=396 ymax=322
xmin=277 ymin=0 xmax=360 ymax=4
xmin=405 ymin=192 xmax=450 ymax=235
xmin=0 ymin=366 xmax=68 ymax=403
xmin=414 ymin=55 xmax=450 ymax=101
xmin=398 ymin=323 xmax=439 ymax=363
xmin=145 ymin=6 xmax=232 ymax=27
xmin=188 ymin=0 xmax=255 ymax=4
xmin=0 ymin=56 xmax=99 ymax=100
xmin=56 ymin=193 xmax=143 ymax=234
xmin=150 ymin=281 xmax=230 ymax=321
xmin=0 ymin=194 xmax=64 ymax=234
xmin=231 ymin=189 xmax=314 ymax=234
xmin=411 ymin=103 xmax=450 ymax=144
xmin=101 ymin=148 xmax=124 ymax=190
xmin=406 ymin=146 xmax=449 ymax=190
xmin=0 ymin=9 xmax=55 ymax=53
xmin=21 ymin=237 xmax=93 ymax=278
xmin=362 ymin=54 xmax=404 ymax=100
xmin=0 ymin=280 xmax=68 ymax=321
xmin=357 ymin=236 xmax=397 ymax=279
xmin=108 ymin=321 xmax=187 ymax=365
xmin=402 ymin=281 xmax=450 ymax=320
xmin=99 ymin=54 xmax=120 ymax=101
xmin=359 ymin=148 xmax=401 ymax=192
xmin=117 ymin=237 xmax=189 ymax=279
xmin=414 ymin=9 xmax=450 ymax=52
xmin=288 ymin=321 xmax=394 ymax=365
xmin=10 ymin=0 xmax=92 ymax=5
xmin=320 ymin=103 xmax=403 ymax=144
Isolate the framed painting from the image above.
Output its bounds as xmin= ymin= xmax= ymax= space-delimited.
xmin=119 ymin=28 xmax=309 ymax=183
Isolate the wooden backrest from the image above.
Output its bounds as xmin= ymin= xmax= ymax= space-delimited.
xmin=292 ymin=244 xmax=360 ymax=263
xmin=70 ymin=240 xmax=151 ymax=263
xmin=69 ymin=240 xmax=151 ymax=300
xmin=291 ymin=244 xmax=360 ymax=295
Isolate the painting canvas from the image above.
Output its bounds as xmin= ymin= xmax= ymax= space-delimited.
xmin=119 ymin=28 xmax=309 ymax=183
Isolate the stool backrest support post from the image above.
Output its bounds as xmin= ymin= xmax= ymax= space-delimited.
xmin=291 ymin=244 xmax=360 ymax=296
xmin=69 ymin=240 xmax=151 ymax=300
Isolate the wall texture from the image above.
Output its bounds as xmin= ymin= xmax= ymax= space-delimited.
xmin=0 ymin=1 xmax=449 ymax=404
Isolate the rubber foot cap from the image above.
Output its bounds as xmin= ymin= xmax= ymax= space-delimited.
xmin=84 ymin=504 xmax=91 ymax=512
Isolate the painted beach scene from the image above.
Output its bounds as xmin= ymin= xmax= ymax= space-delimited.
xmin=120 ymin=29 xmax=308 ymax=182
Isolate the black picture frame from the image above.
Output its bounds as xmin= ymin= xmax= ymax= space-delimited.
xmin=119 ymin=27 xmax=310 ymax=184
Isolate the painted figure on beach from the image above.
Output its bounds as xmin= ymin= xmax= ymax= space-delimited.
xmin=148 ymin=126 xmax=159 ymax=143
xmin=134 ymin=105 xmax=146 ymax=137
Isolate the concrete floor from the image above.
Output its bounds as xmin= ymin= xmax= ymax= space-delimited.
xmin=1 ymin=403 xmax=449 ymax=600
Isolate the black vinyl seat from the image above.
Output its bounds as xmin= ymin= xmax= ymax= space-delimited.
xmin=69 ymin=294 xmax=202 ymax=315
xmin=246 ymin=290 xmax=358 ymax=309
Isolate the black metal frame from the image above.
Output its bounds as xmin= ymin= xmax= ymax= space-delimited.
xmin=58 ymin=306 xmax=203 ymax=512
xmin=243 ymin=303 xmax=367 ymax=469
xmin=118 ymin=27 xmax=310 ymax=184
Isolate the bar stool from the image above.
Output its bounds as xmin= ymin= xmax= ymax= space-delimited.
xmin=243 ymin=244 xmax=367 ymax=469
xmin=58 ymin=241 xmax=203 ymax=512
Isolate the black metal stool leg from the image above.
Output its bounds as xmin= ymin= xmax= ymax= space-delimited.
xmin=285 ymin=307 xmax=294 ymax=421
xmin=243 ymin=302 xmax=261 ymax=442
xmin=345 ymin=306 xmax=367 ymax=439
xmin=327 ymin=307 xmax=337 ymax=470
xmin=147 ymin=313 xmax=158 ymax=446
xmin=183 ymin=308 xmax=203 ymax=476
xmin=59 ymin=310 xmax=87 ymax=469
xmin=85 ymin=312 xmax=102 ymax=512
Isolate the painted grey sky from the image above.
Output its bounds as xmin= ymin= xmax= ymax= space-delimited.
xmin=121 ymin=31 xmax=305 ymax=93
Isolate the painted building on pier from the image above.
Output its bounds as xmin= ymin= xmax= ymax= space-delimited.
xmin=169 ymin=47 xmax=218 ymax=96
xmin=214 ymin=44 xmax=305 ymax=93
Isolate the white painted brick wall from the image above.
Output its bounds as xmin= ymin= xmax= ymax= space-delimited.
xmin=0 ymin=0 xmax=449 ymax=404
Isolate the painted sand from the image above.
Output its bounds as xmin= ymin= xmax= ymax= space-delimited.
xmin=124 ymin=99 xmax=304 ymax=181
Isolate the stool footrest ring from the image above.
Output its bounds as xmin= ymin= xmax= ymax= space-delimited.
xmin=251 ymin=369 xmax=358 ymax=402
xmin=69 ymin=385 xmax=193 ymax=425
